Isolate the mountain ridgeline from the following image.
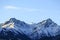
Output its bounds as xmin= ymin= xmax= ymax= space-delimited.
xmin=0 ymin=18 xmax=60 ymax=40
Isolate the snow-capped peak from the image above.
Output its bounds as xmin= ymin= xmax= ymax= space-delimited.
xmin=46 ymin=18 xmax=53 ymax=23
xmin=37 ymin=18 xmax=54 ymax=27
xmin=43 ymin=18 xmax=53 ymax=27
xmin=9 ymin=18 xmax=17 ymax=22
xmin=32 ymin=18 xmax=60 ymax=37
xmin=9 ymin=18 xmax=26 ymax=25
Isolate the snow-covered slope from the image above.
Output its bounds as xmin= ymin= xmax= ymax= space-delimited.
xmin=0 ymin=18 xmax=60 ymax=40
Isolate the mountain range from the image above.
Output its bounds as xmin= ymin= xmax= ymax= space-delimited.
xmin=0 ymin=18 xmax=60 ymax=40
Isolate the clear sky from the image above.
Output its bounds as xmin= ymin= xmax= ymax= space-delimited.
xmin=0 ymin=0 xmax=60 ymax=25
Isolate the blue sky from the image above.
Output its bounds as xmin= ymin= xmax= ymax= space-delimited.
xmin=0 ymin=0 xmax=60 ymax=25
